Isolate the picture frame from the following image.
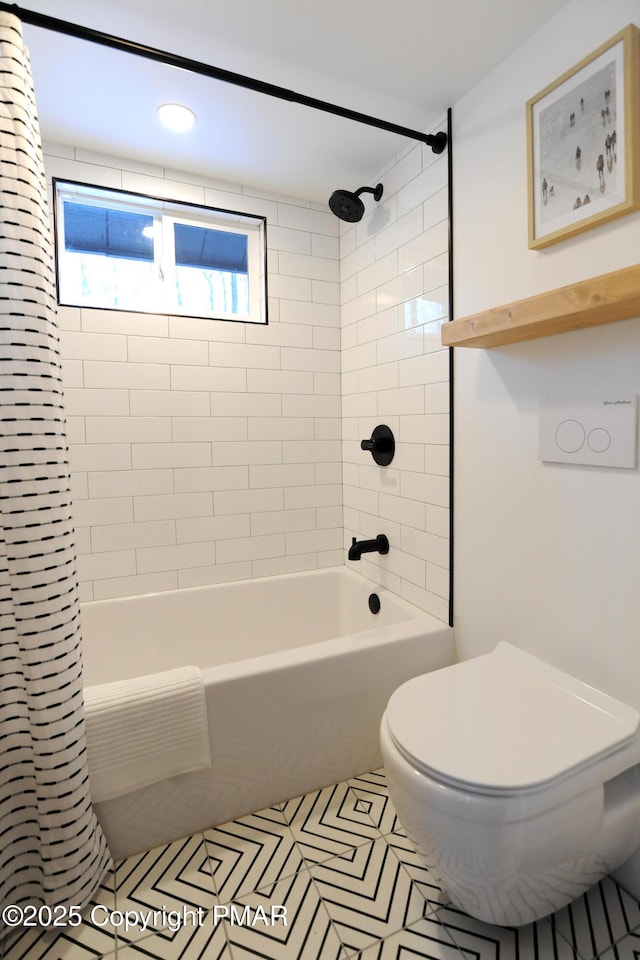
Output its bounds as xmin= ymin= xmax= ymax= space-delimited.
xmin=526 ymin=24 xmax=640 ymax=250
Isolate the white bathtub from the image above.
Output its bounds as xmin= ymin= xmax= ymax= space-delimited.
xmin=81 ymin=566 xmax=455 ymax=858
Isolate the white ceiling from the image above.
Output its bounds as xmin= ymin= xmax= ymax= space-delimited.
xmin=19 ymin=0 xmax=569 ymax=203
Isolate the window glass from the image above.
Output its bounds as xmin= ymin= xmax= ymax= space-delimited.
xmin=54 ymin=180 xmax=267 ymax=324
xmin=173 ymin=223 xmax=247 ymax=271
xmin=63 ymin=203 xmax=155 ymax=261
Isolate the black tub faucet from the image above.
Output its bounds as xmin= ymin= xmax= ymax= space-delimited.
xmin=348 ymin=534 xmax=390 ymax=561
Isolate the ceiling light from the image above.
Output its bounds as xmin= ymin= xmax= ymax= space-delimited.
xmin=157 ymin=103 xmax=196 ymax=133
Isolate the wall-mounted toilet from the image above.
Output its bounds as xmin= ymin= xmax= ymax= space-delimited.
xmin=380 ymin=642 xmax=640 ymax=927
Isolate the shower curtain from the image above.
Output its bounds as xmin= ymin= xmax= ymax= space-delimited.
xmin=0 ymin=11 xmax=110 ymax=930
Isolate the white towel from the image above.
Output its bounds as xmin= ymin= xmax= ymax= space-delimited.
xmin=84 ymin=666 xmax=211 ymax=803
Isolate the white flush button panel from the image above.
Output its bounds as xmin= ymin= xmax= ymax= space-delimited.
xmin=539 ymin=395 xmax=637 ymax=468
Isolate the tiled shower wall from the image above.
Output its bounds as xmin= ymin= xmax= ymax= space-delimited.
xmin=341 ymin=124 xmax=450 ymax=622
xmin=45 ymin=133 xmax=451 ymax=619
xmin=44 ymin=144 xmax=343 ymax=601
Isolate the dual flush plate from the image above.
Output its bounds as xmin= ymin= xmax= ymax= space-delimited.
xmin=539 ymin=394 xmax=638 ymax=468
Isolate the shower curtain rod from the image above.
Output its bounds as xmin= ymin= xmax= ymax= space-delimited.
xmin=0 ymin=2 xmax=447 ymax=153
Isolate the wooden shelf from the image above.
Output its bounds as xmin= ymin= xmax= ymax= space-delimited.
xmin=441 ymin=263 xmax=640 ymax=348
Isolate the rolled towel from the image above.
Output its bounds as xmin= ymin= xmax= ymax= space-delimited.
xmin=84 ymin=665 xmax=211 ymax=803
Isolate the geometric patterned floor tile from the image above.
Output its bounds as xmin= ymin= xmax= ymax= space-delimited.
xmin=309 ymin=836 xmax=432 ymax=954
xmin=551 ymin=877 xmax=640 ymax=960
xmin=7 ymin=769 xmax=640 ymax=960
xmin=385 ymin=830 xmax=451 ymax=909
xmin=2 ymin=925 xmax=117 ymax=960
xmin=203 ymin=805 xmax=303 ymax=903
xmin=283 ymin=781 xmax=382 ymax=864
xmin=347 ymin=769 xmax=402 ymax=837
xmin=224 ymin=869 xmax=346 ymax=959
xmin=357 ymin=915 xmax=472 ymax=959
xmin=435 ymin=903 xmax=581 ymax=959
xmin=115 ymin=834 xmax=217 ymax=943
xmin=597 ymin=927 xmax=640 ymax=959
xmin=115 ymin=912 xmax=231 ymax=959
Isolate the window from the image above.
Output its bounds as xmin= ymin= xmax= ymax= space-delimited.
xmin=53 ymin=180 xmax=267 ymax=324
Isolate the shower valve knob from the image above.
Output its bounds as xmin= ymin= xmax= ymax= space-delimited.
xmin=360 ymin=424 xmax=395 ymax=466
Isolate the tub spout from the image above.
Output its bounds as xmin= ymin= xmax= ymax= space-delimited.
xmin=348 ymin=534 xmax=389 ymax=561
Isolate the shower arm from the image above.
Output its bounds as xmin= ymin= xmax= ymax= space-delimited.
xmin=354 ymin=186 xmax=381 ymax=198
xmin=0 ymin=2 xmax=448 ymax=154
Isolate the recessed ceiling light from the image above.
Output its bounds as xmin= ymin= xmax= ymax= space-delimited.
xmin=157 ymin=103 xmax=196 ymax=133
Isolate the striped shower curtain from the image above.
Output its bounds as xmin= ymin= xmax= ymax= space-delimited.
xmin=0 ymin=12 xmax=110 ymax=928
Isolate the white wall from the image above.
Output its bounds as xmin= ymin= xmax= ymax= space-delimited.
xmin=453 ymin=0 xmax=640 ymax=711
xmin=341 ymin=125 xmax=451 ymax=621
xmin=45 ymin=145 xmax=343 ymax=601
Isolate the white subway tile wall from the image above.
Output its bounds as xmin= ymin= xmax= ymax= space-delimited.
xmin=47 ymin=134 xmax=450 ymax=621
xmin=341 ymin=127 xmax=450 ymax=623
xmin=45 ymin=145 xmax=343 ymax=601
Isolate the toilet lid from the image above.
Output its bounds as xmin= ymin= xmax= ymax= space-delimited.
xmin=386 ymin=642 xmax=639 ymax=794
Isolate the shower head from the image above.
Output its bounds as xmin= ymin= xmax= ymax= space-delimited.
xmin=328 ymin=183 xmax=383 ymax=222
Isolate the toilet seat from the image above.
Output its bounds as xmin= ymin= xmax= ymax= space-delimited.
xmin=386 ymin=642 xmax=639 ymax=796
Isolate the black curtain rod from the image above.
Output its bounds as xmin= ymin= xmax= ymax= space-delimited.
xmin=0 ymin=2 xmax=447 ymax=153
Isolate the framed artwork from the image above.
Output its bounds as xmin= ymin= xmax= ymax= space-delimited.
xmin=526 ymin=24 xmax=640 ymax=250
